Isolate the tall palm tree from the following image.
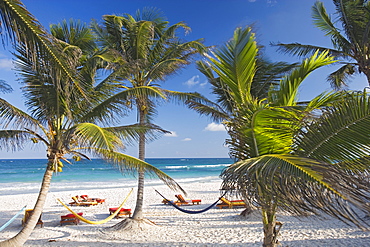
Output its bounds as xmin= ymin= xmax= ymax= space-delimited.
xmin=189 ymin=26 xmax=370 ymax=247
xmin=91 ymin=8 xmax=206 ymax=229
xmin=274 ymin=0 xmax=370 ymax=89
xmin=0 ymin=19 xmax=183 ymax=247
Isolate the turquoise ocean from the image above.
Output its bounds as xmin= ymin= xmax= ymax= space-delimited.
xmin=0 ymin=158 xmax=233 ymax=194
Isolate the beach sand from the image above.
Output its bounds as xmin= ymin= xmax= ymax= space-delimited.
xmin=1 ymin=178 xmax=370 ymax=246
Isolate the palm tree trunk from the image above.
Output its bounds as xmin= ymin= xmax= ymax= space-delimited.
xmin=132 ymin=106 xmax=146 ymax=220
xmin=364 ymin=69 xmax=370 ymax=87
xmin=261 ymin=205 xmax=281 ymax=247
xmin=0 ymin=167 xmax=53 ymax=247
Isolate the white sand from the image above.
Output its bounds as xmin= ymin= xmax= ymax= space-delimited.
xmin=0 ymin=177 xmax=370 ymax=246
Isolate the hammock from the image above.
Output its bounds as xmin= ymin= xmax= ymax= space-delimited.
xmin=155 ymin=189 xmax=226 ymax=214
xmin=57 ymin=188 xmax=133 ymax=225
xmin=0 ymin=205 xmax=27 ymax=232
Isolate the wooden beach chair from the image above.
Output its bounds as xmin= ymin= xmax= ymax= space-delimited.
xmin=109 ymin=207 xmax=132 ymax=218
xmin=175 ymin=194 xmax=202 ymax=205
xmin=216 ymin=197 xmax=246 ymax=209
xmin=60 ymin=212 xmax=83 ymax=226
xmin=69 ymin=196 xmax=98 ymax=207
xmin=22 ymin=209 xmax=43 ymax=228
xmin=162 ymin=198 xmax=173 ymax=204
xmin=80 ymin=195 xmax=105 ymax=204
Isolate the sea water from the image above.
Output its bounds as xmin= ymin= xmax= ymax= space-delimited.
xmin=0 ymin=158 xmax=233 ymax=184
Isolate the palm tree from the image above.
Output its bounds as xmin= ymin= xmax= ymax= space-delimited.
xmin=0 ymin=19 xmax=183 ymax=247
xmin=91 ymin=8 xmax=206 ymax=229
xmin=274 ymin=0 xmax=370 ymax=90
xmin=190 ymin=26 xmax=370 ymax=247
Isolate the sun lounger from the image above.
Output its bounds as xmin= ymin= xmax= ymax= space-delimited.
xmin=109 ymin=207 xmax=131 ymax=218
xmin=162 ymin=199 xmax=172 ymax=204
xmin=80 ymin=195 xmax=105 ymax=204
xmin=175 ymin=194 xmax=202 ymax=205
xmin=60 ymin=212 xmax=83 ymax=226
xmin=22 ymin=209 xmax=43 ymax=228
xmin=216 ymin=197 xmax=246 ymax=209
xmin=69 ymin=196 xmax=98 ymax=207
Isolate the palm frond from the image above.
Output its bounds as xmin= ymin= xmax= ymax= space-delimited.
xmin=95 ymin=149 xmax=185 ymax=193
xmin=79 ymin=86 xmax=166 ymax=124
xmin=105 ymin=123 xmax=169 ymax=145
xmin=268 ymin=50 xmax=335 ymax=106
xmin=273 ymin=42 xmax=346 ymax=58
xmin=297 ymin=91 xmax=370 ymax=163
xmin=304 ymin=90 xmax=345 ymax=113
xmin=312 ymin=1 xmax=351 ymax=51
xmin=0 ymin=80 xmax=12 ymax=93
xmin=186 ymin=98 xmax=230 ymax=123
xmin=146 ymin=58 xmax=189 ymax=81
xmin=252 ymin=60 xmax=297 ymax=99
xmin=0 ymin=0 xmax=89 ymax=102
xmin=135 ymin=20 xmax=154 ymax=60
xmin=68 ymin=123 xmax=124 ymax=151
xmin=0 ymin=129 xmax=33 ymax=151
xmin=0 ymin=98 xmax=40 ymax=130
xmin=221 ymin=154 xmax=370 ymax=228
xmin=246 ymin=106 xmax=301 ymax=156
xmin=326 ymin=63 xmax=356 ymax=90
xmin=50 ymin=18 xmax=97 ymax=54
xmin=209 ymin=27 xmax=257 ymax=105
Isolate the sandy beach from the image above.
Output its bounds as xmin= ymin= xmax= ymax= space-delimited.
xmin=1 ymin=178 xmax=370 ymax=246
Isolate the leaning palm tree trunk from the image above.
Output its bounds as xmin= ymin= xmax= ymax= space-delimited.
xmin=0 ymin=166 xmax=53 ymax=247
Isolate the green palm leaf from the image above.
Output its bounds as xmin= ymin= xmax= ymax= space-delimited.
xmin=209 ymin=27 xmax=257 ymax=105
xmin=0 ymin=129 xmax=32 ymax=151
xmin=312 ymin=1 xmax=351 ymax=51
xmin=221 ymin=154 xmax=370 ymax=228
xmin=80 ymin=86 xmax=166 ymax=124
xmin=95 ymin=149 xmax=185 ymax=193
xmin=106 ymin=123 xmax=169 ymax=145
xmin=297 ymin=91 xmax=370 ymax=162
xmin=0 ymin=80 xmax=12 ymax=94
xmin=274 ymin=0 xmax=370 ymax=90
xmin=70 ymin=123 xmax=123 ymax=151
xmin=0 ymin=98 xmax=40 ymax=129
xmin=304 ymin=90 xmax=345 ymax=112
xmin=326 ymin=63 xmax=356 ymax=89
xmin=0 ymin=0 xmax=89 ymax=101
xmin=268 ymin=50 xmax=335 ymax=106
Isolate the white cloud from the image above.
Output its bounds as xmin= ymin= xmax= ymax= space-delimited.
xmin=204 ymin=122 xmax=226 ymax=132
xmin=164 ymin=131 xmax=178 ymax=137
xmin=200 ymin=81 xmax=208 ymax=87
xmin=182 ymin=138 xmax=191 ymax=141
xmin=0 ymin=58 xmax=14 ymax=70
xmin=184 ymin=75 xmax=200 ymax=87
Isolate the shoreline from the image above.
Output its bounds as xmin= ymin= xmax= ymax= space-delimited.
xmin=1 ymin=179 xmax=370 ymax=246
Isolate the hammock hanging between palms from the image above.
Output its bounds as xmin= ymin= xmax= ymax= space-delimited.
xmin=155 ymin=189 xmax=226 ymax=214
xmin=0 ymin=205 xmax=27 ymax=232
xmin=57 ymin=188 xmax=133 ymax=225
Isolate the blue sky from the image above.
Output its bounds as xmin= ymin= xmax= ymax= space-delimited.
xmin=0 ymin=0 xmax=368 ymax=159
